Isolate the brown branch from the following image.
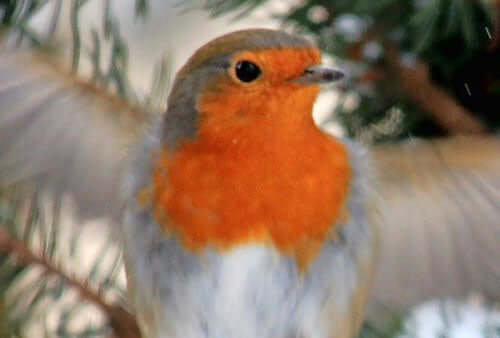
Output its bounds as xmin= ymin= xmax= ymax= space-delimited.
xmin=346 ymin=23 xmax=487 ymax=134
xmin=0 ymin=227 xmax=141 ymax=338
xmin=386 ymin=48 xmax=486 ymax=134
xmin=488 ymin=0 xmax=500 ymax=51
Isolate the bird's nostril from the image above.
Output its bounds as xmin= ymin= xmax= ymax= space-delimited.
xmin=326 ymin=70 xmax=344 ymax=81
xmin=324 ymin=72 xmax=335 ymax=81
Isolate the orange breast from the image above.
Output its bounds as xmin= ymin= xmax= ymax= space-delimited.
xmin=153 ymin=137 xmax=350 ymax=268
xmin=152 ymin=77 xmax=351 ymax=269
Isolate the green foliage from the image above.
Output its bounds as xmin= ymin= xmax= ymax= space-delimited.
xmin=359 ymin=314 xmax=405 ymax=338
xmin=189 ymin=0 xmax=268 ymax=19
xmin=1 ymin=0 xmax=167 ymax=110
xmin=0 ymin=0 xmax=52 ymax=47
xmin=0 ymin=189 xmax=128 ymax=337
xmin=0 ymin=1 xmax=158 ymax=336
xmin=134 ymin=0 xmax=149 ymax=20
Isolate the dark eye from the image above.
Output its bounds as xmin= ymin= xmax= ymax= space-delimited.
xmin=235 ymin=61 xmax=261 ymax=82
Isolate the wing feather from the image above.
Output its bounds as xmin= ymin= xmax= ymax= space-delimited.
xmin=369 ymin=136 xmax=500 ymax=315
xmin=0 ymin=49 xmax=151 ymax=218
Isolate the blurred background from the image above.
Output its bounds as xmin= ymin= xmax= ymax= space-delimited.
xmin=0 ymin=0 xmax=499 ymax=337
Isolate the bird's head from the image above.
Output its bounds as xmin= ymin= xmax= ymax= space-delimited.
xmin=153 ymin=29 xmax=350 ymax=264
xmin=162 ymin=28 xmax=344 ymax=146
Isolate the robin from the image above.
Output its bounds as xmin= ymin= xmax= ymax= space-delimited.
xmin=1 ymin=28 xmax=499 ymax=338
xmin=121 ymin=29 xmax=377 ymax=338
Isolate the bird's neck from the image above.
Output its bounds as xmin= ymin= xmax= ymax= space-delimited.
xmin=152 ymin=88 xmax=352 ymax=270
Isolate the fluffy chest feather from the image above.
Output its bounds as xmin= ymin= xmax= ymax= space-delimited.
xmin=122 ymin=128 xmax=375 ymax=338
xmin=122 ymin=210 xmax=374 ymax=338
xmin=152 ymin=109 xmax=351 ymax=269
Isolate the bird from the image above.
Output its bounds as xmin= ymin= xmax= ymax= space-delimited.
xmin=121 ymin=29 xmax=376 ymax=338
xmin=0 ymin=28 xmax=499 ymax=337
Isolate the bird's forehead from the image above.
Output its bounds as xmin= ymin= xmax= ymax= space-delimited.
xmin=178 ymin=29 xmax=315 ymax=76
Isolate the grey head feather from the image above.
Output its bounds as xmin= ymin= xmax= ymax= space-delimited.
xmin=162 ymin=29 xmax=315 ymax=147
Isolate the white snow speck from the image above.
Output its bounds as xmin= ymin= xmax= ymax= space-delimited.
xmin=464 ymin=83 xmax=472 ymax=96
xmin=486 ymin=26 xmax=492 ymax=40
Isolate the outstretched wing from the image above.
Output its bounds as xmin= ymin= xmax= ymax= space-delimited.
xmin=0 ymin=48 xmax=151 ymax=219
xmin=369 ymin=135 xmax=500 ymax=315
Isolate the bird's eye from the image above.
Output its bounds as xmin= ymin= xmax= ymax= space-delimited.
xmin=235 ymin=61 xmax=261 ymax=82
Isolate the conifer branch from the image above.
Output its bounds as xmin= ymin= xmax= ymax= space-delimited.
xmin=0 ymin=227 xmax=141 ymax=338
xmin=386 ymin=47 xmax=487 ymax=134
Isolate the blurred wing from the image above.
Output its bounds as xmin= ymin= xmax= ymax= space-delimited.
xmin=0 ymin=48 xmax=151 ymax=219
xmin=369 ymin=135 xmax=500 ymax=314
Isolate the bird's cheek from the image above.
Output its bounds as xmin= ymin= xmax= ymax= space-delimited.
xmin=263 ymin=84 xmax=320 ymax=113
xmin=197 ymin=83 xmax=258 ymax=117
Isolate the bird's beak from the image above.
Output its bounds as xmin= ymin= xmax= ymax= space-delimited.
xmin=297 ymin=65 xmax=344 ymax=84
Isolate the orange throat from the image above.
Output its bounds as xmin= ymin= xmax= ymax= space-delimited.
xmin=152 ymin=85 xmax=351 ymax=269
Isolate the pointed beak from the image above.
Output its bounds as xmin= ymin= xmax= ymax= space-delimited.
xmin=298 ymin=65 xmax=344 ymax=84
